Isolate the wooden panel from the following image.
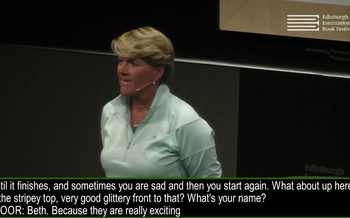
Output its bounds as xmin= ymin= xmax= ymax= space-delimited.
xmin=220 ymin=0 xmax=350 ymax=42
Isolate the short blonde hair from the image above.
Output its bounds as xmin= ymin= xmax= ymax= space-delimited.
xmin=111 ymin=27 xmax=175 ymax=83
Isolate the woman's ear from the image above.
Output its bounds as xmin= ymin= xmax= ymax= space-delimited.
xmin=154 ymin=66 xmax=165 ymax=81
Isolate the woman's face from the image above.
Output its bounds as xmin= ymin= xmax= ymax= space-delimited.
xmin=117 ymin=58 xmax=158 ymax=96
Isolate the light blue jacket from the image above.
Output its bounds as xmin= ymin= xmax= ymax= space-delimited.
xmin=100 ymin=84 xmax=222 ymax=178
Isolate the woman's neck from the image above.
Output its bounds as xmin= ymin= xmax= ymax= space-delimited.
xmin=131 ymin=85 xmax=158 ymax=111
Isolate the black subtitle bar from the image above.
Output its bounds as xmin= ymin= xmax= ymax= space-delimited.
xmin=0 ymin=178 xmax=349 ymax=217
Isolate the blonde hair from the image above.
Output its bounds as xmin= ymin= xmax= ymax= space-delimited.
xmin=111 ymin=27 xmax=175 ymax=83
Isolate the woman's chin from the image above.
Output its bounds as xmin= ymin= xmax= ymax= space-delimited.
xmin=120 ymin=88 xmax=135 ymax=96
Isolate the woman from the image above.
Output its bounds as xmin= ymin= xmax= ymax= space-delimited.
xmin=100 ymin=26 xmax=221 ymax=177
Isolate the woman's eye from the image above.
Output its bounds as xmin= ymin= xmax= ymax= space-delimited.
xmin=117 ymin=59 xmax=139 ymax=67
xmin=130 ymin=60 xmax=139 ymax=66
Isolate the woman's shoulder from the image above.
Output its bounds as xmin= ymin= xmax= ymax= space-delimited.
xmin=164 ymin=94 xmax=202 ymax=128
xmin=170 ymin=95 xmax=197 ymax=113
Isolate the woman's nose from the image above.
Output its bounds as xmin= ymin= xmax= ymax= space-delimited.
xmin=117 ymin=61 xmax=127 ymax=74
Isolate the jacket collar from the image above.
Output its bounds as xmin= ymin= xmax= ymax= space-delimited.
xmin=149 ymin=84 xmax=170 ymax=109
xmin=116 ymin=84 xmax=171 ymax=114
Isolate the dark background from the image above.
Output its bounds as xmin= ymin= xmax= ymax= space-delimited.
xmin=1 ymin=0 xmax=349 ymax=70
xmin=1 ymin=0 xmax=350 ymax=177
